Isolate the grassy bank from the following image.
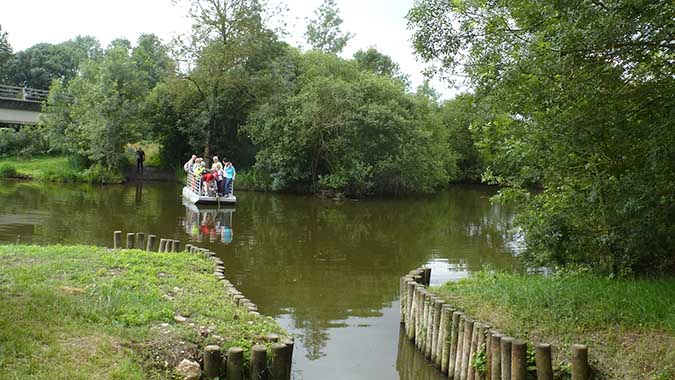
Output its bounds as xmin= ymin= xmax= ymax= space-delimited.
xmin=0 ymin=245 xmax=286 ymax=379
xmin=0 ymin=155 xmax=124 ymax=183
xmin=430 ymin=272 xmax=675 ymax=380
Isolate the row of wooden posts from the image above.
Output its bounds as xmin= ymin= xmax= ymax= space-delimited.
xmin=400 ymin=267 xmax=591 ymax=380
xmin=112 ymin=230 xmax=294 ymax=380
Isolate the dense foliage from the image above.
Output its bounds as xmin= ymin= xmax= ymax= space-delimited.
xmin=304 ymin=0 xmax=353 ymax=54
xmin=1 ymin=35 xmax=100 ymax=89
xmin=41 ymin=36 xmax=172 ymax=172
xmin=408 ymin=0 xmax=675 ymax=274
xmin=246 ymin=51 xmax=455 ymax=195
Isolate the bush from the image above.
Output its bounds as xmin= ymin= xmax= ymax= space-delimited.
xmin=0 ymin=163 xmax=17 ymax=177
xmin=0 ymin=127 xmax=51 ymax=157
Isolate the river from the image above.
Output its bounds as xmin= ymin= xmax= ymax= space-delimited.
xmin=0 ymin=179 xmax=521 ymax=379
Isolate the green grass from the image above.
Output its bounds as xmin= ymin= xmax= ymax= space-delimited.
xmin=0 ymin=156 xmax=123 ymax=183
xmin=0 ymin=245 xmax=287 ymax=380
xmin=430 ymin=271 xmax=675 ymax=380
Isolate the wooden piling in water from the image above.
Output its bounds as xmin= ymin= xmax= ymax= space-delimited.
xmin=226 ymin=346 xmax=244 ymax=380
xmin=490 ymin=333 xmax=502 ymax=380
xmin=501 ymin=337 xmax=513 ymax=380
xmin=485 ymin=329 xmax=492 ymax=380
xmin=460 ymin=317 xmax=474 ymax=380
xmin=414 ymin=287 xmax=424 ymax=348
xmin=400 ymin=276 xmax=407 ymax=324
xmin=113 ymin=231 xmax=122 ymax=249
xmin=571 ymin=344 xmax=589 ymax=380
xmin=271 ymin=343 xmax=291 ymax=380
xmin=438 ymin=305 xmax=452 ymax=372
xmin=282 ymin=338 xmax=294 ymax=379
xmin=422 ymin=267 xmax=431 ymax=285
xmin=136 ymin=232 xmax=145 ymax=249
xmin=474 ymin=324 xmax=487 ymax=380
xmin=467 ymin=322 xmax=479 ymax=380
xmin=126 ymin=233 xmax=135 ymax=249
xmin=406 ymin=281 xmax=416 ymax=339
xmin=146 ymin=234 xmax=156 ymax=251
xmin=448 ymin=311 xmax=461 ymax=378
xmin=203 ymin=345 xmax=222 ymax=379
xmin=453 ymin=313 xmax=465 ymax=380
xmin=511 ymin=340 xmax=527 ymax=380
xmin=158 ymin=239 xmax=166 ymax=252
xmin=250 ymin=344 xmax=268 ymax=380
xmin=265 ymin=333 xmax=280 ymax=343
xmin=424 ymin=293 xmax=436 ymax=360
xmin=431 ymin=298 xmax=443 ymax=365
xmin=535 ymin=343 xmax=553 ymax=380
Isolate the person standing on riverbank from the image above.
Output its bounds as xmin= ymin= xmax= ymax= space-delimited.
xmin=136 ymin=147 xmax=145 ymax=173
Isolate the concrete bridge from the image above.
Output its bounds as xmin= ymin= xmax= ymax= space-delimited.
xmin=0 ymin=85 xmax=48 ymax=126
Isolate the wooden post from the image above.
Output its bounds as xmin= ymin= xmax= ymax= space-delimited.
xmin=511 ymin=340 xmax=527 ymax=380
xmin=126 ymin=233 xmax=135 ymax=249
xmin=406 ymin=281 xmax=416 ymax=338
xmin=400 ymin=276 xmax=407 ymax=324
xmin=572 ymin=344 xmax=590 ymax=380
xmin=136 ymin=232 xmax=145 ymax=249
xmin=146 ymin=234 xmax=156 ymax=251
xmin=460 ymin=318 xmax=474 ymax=380
xmin=415 ymin=288 xmax=425 ymax=349
xmin=535 ymin=343 xmax=553 ymax=380
xmin=467 ymin=322 xmax=479 ymax=380
xmin=409 ymin=285 xmax=419 ymax=341
xmin=474 ymin=323 xmax=487 ymax=380
xmin=265 ymin=333 xmax=280 ymax=343
xmin=486 ymin=329 xmax=492 ymax=380
xmin=431 ymin=298 xmax=443 ymax=365
xmin=271 ymin=343 xmax=291 ymax=380
xmin=282 ymin=338 xmax=294 ymax=379
xmin=448 ymin=311 xmax=461 ymax=378
xmin=424 ymin=295 xmax=434 ymax=359
xmin=158 ymin=239 xmax=166 ymax=252
xmin=113 ymin=231 xmax=122 ymax=249
xmin=490 ymin=333 xmax=502 ymax=380
xmin=439 ymin=305 xmax=453 ymax=372
xmin=250 ymin=344 xmax=268 ymax=380
xmin=501 ymin=337 xmax=513 ymax=380
xmin=203 ymin=345 xmax=222 ymax=379
xmin=453 ymin=313 xmax=465 ymax=380
xmin=422 ymin=267 xmax=431 ymax=285
xmin=226 ymin=346 xmax=244 ymax=380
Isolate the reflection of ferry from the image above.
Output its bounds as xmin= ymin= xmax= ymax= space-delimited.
xmin=182 ymin=200 xmax=235 ymax=244
xmin=182 ymin=172 xmax=236 ymax=205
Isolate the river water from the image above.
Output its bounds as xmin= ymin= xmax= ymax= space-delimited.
xmin=0 ymin=180 xmax=521 ymax=379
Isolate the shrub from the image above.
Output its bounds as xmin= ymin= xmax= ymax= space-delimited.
xmin=0 ymin=163 xmax=17 ymax=177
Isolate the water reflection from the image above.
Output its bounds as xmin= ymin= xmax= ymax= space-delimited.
xmin=0 ymin=180 xmax=519 ymax=380
xmin=181 ymin=201 xmax=235 ymax=244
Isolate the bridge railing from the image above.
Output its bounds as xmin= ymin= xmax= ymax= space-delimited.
xmin=0 ymin=85 xmax=49 ymax=102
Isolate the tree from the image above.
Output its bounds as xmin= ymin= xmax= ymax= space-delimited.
xmin=246 ymin=51 xmax=454 ymax=195
xmin=408 ymin=0 xmax=675 ymax=274
xmin=353 ymin=47 xmax=408 ymax=84
xmin=304 ymin=0 xmax=353 ymax=54
xmin=1 ymin=36 xmax=100 ymax=88
xmin=42 ymin=40 xmax=149 ymax=172
xmin=171 ymin=0 xmax=286 ymax=165
xmin=0 ymin=25 xmax=11 ymax=71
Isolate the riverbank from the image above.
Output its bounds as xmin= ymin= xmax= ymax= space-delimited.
xmin=0 ymin=155 xmax=124 ymax=183
xmin=0 ymin=244 xmax=286 ymax=379
xmin=429 ymin=271 xmax=675 ymax=380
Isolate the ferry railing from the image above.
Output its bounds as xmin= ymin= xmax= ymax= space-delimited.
xmin=0 ymin=84 xmax=49 ymax=102
xmin=187 ymin=171 xmax=201 ymax=196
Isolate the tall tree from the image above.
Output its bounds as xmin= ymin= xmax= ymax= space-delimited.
xmin=353 ymin=47 xmax=408 ymax=84
xmin=304 ymin=0 xmax=353 ymax=54
xmin=172 ymin=0 xmax=285 ymax=164
xmin=1 ymin=36 xmax=100 ymax=88
xmin=408 ymin=0 xmax=675 ymax=274
xmin=0 ymin=24 xmax=11 ymax=70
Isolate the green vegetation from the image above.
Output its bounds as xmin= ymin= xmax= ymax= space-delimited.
xmin=431 ymin=272 xmax=675 ymax=380
xmin=0 ymin=155 xmax=123 ymax=183
xmin=0 ymin=244 xmax=286 ymax=379
xmin=408 ymin=1 xmax=675 ymax=274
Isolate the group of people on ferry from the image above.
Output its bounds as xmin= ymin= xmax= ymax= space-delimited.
xmin=183 ymin=155 xmax=236 ymax=197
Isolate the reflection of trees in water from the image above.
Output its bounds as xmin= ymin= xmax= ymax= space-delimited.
xmin=0 ymin=181 xmax=185 ymax=246
xmin=224 ymin=187 xmax=518 ymax=359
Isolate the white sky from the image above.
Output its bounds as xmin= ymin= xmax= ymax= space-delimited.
xmin=1 ymin=0 xmax=460 ymax=97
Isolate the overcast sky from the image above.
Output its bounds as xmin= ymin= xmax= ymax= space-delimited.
xmin=1 ymin=0 xmax=461 ymax=97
